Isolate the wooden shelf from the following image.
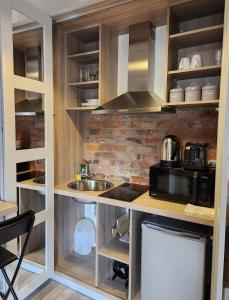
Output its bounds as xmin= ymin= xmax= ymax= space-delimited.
xmin=167 ymin=99 xmax=219 ymax=107
xmin=25 ymin=248 xmax=45 ymax=266
xmin=168 ymin=65 xmax=221 ymax=79
xmin=99 ymin=277 xmax=128 ymax=300
xmin=68 ymin=80 xmax=99 ymax=88
xmin=55 ymin=251 xmax=96 ymax=286
xmin=98 ymin=239 xmax=129 ymax=265
xmin=65 ymin=106 xmax=99 ymax=111
xmin=68 ymin=50 xmax=99 ymax=63
xmin=169 ymin=24 xmax=224 ymax=48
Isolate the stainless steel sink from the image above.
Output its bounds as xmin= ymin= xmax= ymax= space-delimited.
xmin=33 ymin=175 xmax=45 ymax=196
xmin=68 ymin=179 xmax=113 ymax=192
xmin=33 ymin=175 xmax=45 ymax=184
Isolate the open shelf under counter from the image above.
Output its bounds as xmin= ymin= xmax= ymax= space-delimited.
xmin=168 ymin=65 xmax=221 ymax=79
xmin=68 ymin=80 xmax=99 ymax=88
xmin=98 ymin=239 xmax=129 ymax=265
xmin=55 ymin=250 xmax=96 ymax=286
xmin=167 ymin=99 xmax=219 ymax=107
xmin=99 ymin=277 xmax=128 ymax=300
xmin=169 ymin=24 xmax=224 ymax=48
xmin=68 ymin=50 xmax=99 ymax=63
xmin=25 ymin=247 xmax=45 ymax=266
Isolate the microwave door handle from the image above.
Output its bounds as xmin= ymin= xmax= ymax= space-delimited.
xmin=192 ymin=174 xmax=198 ymax=204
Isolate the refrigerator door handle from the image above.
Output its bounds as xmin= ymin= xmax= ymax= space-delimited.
xmin=144 ymin=223 xmax=203 ymax=240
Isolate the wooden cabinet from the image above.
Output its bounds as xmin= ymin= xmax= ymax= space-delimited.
xmin=65 ymin=26 xmax=100 ymax=110
xmin=166 ymin=0 xmax=225 ymax=107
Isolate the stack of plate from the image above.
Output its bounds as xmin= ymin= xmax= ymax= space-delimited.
xmin=81 ymin=99 xmax=99 ymax=107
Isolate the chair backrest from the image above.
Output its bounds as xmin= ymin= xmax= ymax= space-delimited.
xmin=0 ymin=210 xmax=35 ymax=245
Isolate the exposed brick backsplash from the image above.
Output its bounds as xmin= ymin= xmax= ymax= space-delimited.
xmin=16 ymin=116 xmax=45 ymax=171
xmin=16 ymin=116 xmax=44 ymax=149
xmin=83 ymin=108 xmax=218 ymax=185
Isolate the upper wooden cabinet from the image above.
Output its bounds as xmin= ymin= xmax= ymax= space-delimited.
xmin=166 ymin=0 xmax=225 ymax=107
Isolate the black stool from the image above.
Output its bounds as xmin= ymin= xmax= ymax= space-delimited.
xmin=0 ymin=210 xmax=35 ymax=300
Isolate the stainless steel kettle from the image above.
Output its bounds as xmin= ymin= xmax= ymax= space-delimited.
xmin=160 ymin=135 xmax=180 ymax=167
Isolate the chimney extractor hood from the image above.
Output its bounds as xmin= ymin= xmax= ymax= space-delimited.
xmin=93 ymin=22 xmax=174 ymax=115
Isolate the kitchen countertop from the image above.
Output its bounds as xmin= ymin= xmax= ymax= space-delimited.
xmin=0 ymin=201 xmax=17 ymax=216
xmin=17 ymin=179 xmax=214 ymax=226
xmin=55 ymin=180 xmax=214 ymax=226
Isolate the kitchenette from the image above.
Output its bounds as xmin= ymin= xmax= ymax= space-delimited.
xmin=0 ymin=0 xmax=229 ymax=299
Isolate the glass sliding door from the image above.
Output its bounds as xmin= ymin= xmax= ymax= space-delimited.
xmin=0 ymin=0 xmax=54 ymax=298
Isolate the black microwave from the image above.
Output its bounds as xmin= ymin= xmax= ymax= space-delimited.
xmin=149 ymin=164 xmax=215 ymax=207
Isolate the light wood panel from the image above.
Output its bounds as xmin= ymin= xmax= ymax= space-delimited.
xmin=0 ymin=201 xmax=17 ymax=216
xmin=129 ymin=211 xmax=144 ymax=300
xmin=23 ymin=222 xmax=46 ymax=266
xmin=169 ymin=24 xmax=224 ymax=48
xmin=19 ymin=188 xmax=45 ymax=214
xmin=98 ymin=239 xmax=129 ymax=265
xmin=167 ymin=100 xmax=219 ymax=107
xmin=168 ymin=65 xmax=221 ymax=79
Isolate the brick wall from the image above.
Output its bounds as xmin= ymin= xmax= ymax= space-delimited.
xmin=16 ymin=116 xmax=44 ymax=149
xmin=83 ymin=108 xmax=218 ymax=184
xmin=16 ymin=116 xmax=45 ymax=171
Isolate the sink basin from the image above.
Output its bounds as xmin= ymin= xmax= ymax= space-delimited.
xmin=68 ymin=179 xmax=113 ymax=192
xmin=33 ymin=175 xmax=45 ymax=184
xmin=33 ymin=175 xmax=45 ymax=196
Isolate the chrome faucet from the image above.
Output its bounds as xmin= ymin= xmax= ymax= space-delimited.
xmin=83 ymin=160 xmax=95 ymax=180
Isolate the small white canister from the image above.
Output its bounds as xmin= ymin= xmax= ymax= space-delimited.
xmin=185 ymin=85 xmax=201 ymax=101
xmin=169 ymin=87 xmax=184 ymax=103
xmin=202 ymin=84 xmax=219 ymax=100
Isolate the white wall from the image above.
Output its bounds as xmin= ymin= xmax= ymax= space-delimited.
xmin=117 ymin=25 xmax=167 ymax=99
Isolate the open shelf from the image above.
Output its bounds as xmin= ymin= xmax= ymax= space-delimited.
xmin=97 ymin=255 xmax=128 ymax=300
xmin=55 ymin=250 xmax=96 ymax=286
xmin=68 ymin=80 xmax=99 ymax=88
xmin=169 ymin=24 xmax=224 ymax=48
xmin=25 ymin=248 xmax=45 ymax=266
xmin=167 ymin=100 xmax=219 ymax=107
xmin=168 ymin=65 xmax=221 ymax=79
xmin=98 ymin=239 xmax=129 ymax=265
xmin=65 ymin=106 xmax=99 ymax=111
xmin=68 ymin=50 xmax=99 ymax=63
xmin=99 ymin=277 xmax=128 ymax=300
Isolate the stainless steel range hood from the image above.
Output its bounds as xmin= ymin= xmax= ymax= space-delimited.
xmin=15 ymin=46 xmax=43 ymax=116
xmin=93 ymin=22 xmax=174 ymax=114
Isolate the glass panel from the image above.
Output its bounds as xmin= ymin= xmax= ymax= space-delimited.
xmin=15 ymin=89 xmax=45 ymax=149
xmin=22 ymin=222 xmax=46 ymax=266
xmin=17 ymin=159 xmax=46 ymax=212
xmin=12 ymin=9 xmax=44 ymax=81
xmin=16 ymin=159 xmax=45 ymax=182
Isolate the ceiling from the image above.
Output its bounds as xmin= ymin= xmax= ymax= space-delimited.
xmin=24 ymin=0 xmax=107 ymax=17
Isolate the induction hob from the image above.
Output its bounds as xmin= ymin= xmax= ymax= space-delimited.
xmin=99 ymin=183 xmax=148 ymax=202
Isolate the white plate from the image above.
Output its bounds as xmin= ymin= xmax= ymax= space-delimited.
xmin=81 ymin=103 xmax=98 ymax=107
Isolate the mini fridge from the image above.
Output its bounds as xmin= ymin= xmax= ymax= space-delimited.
xmin=141 ymin=215 xmax=212 ymax=300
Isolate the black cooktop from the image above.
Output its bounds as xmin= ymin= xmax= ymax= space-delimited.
xmin=99 ymin=183 xmax=148 ymax=202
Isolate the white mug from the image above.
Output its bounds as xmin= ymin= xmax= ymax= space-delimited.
xmin=191 ymin=54 xmax=202 ymax=68
xmin=179 ymin=57 xmax=191 ymax=70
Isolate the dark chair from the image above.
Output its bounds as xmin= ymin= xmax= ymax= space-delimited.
xmin=0 ymin=210 xmax=35 ymax=300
